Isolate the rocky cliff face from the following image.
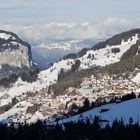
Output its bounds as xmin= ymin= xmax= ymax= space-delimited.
xmin=0 ymin=30 xmax=32 ymax=68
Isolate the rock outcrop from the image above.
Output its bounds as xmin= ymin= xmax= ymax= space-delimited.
xmin=0 ymin=30 xmax=32 ymax=68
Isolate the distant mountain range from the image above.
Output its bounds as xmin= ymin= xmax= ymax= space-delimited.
xmin=32 ymin=38 xmax=99 ymax=68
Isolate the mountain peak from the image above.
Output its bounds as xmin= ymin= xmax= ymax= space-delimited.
xmin=0 ymin=30 xmax=32 ymax=68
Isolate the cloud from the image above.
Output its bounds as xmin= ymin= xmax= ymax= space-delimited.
xmin=0 ymin=2 xmax=26 ymax=9
xmin=0 ymin=17 xmax=140 ymax=46
xmin=0 ymin=0 xmax=44 ymax=9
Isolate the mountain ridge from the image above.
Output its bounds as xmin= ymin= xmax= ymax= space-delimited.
xmin=63 ymin=28 xmax=140 ymax=60
xmin=0 ymin=30 xmax=32 ymax=68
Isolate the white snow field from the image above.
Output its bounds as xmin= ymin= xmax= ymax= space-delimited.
xmin=49 ymin=98 xmax=140 ymax=126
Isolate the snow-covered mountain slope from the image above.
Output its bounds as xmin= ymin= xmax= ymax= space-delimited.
xmin=32 ymin=39 xmax=96 ymax=68
xmin=50 ymin=98 xmax=140 ymax=126
xmin=1 ymin=98 xmax=140 ymax=125
xmin=0 ymin=59 xmax=74 ymax=106
xmin=1 ymin=29 xmax=140 ymax=107
xmin=37 ymin=33 xmax=139 ymax=85
xmin=0 ymin=29 xmax=140 ymax=124
xmin=0 ymin=30 xmax=32 ymax=68
xmin=79 ymin=34 xmax=138 ymax=68
xmin=132 ymin=72 xmax=140 ymax=83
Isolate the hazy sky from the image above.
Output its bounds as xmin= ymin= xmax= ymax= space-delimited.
xmin=0 ymin=0 xmax=140 ymax=25
xmin=0 ymin=0 xmax=140 ymax=43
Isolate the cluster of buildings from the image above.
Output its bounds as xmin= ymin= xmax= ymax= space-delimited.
xmin=2 ymin=73 xmax=140 ymax=123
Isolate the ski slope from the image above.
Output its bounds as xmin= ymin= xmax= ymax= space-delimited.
xmin=49 ymin=98 xmax=140 ymax=126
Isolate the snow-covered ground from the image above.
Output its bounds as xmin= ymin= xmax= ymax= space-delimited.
xmin=0 ymin=33 xmax=11 ymax=40
xmin=132 ymin=72 xmax=140 ymax=83
xmin=1 ymin=98 xmax=140 ymax=125
xmin=0 ymin=31 xmax=18 ymax=41
xmin=49 ymin=98 xmax=140 ymax=126
xmin=0 ymin=101 xmax=33 ymax=123
xmin=0 ymin=59 xmax=74 ymax=106
xmin=79 ymin=34 xmax=139 ymax=69
xmin=39 ymin=59 xmax=74 ymax=85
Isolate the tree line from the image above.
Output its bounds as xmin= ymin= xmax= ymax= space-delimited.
xmin=0 ymin=115 xmax=140 ymax=140
xmin=0 ymin=65 xmax=40 ymax=87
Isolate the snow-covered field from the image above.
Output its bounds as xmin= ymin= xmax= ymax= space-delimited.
xmin=0 ymin=101 xmax=32 ymax=123
xmin=132 ymin=72 xmax=140 ymax=83
xmin=79 ymin=34 xmax=139 ymax=69
xmin=49 ymin=98 xmax=140 ymax=126
xmin=1 ymin=98 xmax=140 ymax=125
xmin=0 ymin=33 xmax=12 ymax=40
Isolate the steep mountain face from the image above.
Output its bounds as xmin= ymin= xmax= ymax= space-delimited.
xmin=0 ymin=29 xmax=140 ymax=124
xmin=0 ymin=30 xmax=32 ymax=68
